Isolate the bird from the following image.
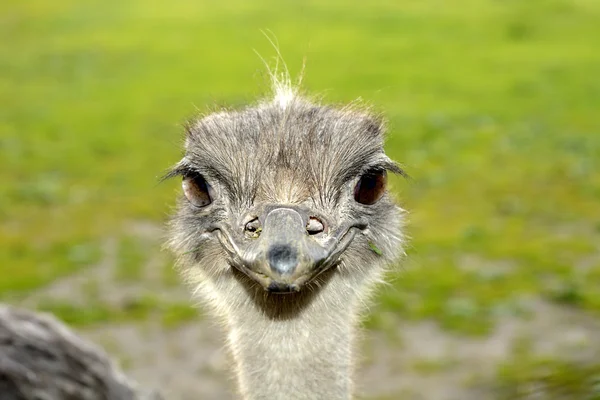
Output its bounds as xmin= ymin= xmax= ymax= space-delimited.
xmin=0 ymin=73 xmax=405 ymax=400
xmin=164 ymin=76 xmax=406 ymax=400
xmin=0 ymin=304 xmax=163 ymax=400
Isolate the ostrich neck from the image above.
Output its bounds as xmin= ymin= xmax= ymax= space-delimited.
xmin=219 ymin=271 xmax=361 ymax=400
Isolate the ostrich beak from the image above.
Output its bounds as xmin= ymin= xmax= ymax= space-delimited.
xmin=219 ymin=207 xmax=363 ymax=294
xmin=253 ymin=208 xmax=329 ymax=293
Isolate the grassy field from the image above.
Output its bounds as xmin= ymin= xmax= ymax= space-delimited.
xmin=1 ymin=0 xmax=600 ymax=398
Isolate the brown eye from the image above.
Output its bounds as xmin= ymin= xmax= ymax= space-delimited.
xmin=354 ymin=170 xmax=387 ymax=205
xmin=182 ymin=174 xmax=213 ymax=207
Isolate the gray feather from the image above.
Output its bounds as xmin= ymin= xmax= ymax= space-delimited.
xmin=0 ymin=304 xmax=163 ymax=400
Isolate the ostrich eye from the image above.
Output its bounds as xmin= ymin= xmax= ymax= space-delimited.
xmin=354 ymin=170 xmax=387 ymax=205
xmin=182 ymin=174 xmax=213 ymax=208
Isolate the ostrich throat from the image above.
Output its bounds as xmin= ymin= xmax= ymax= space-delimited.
xmin=193 ymin=266 xmax=375 ymax=400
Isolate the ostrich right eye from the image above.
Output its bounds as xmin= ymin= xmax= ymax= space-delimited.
xmin=182 ymin=174 xmax=213 ymax=208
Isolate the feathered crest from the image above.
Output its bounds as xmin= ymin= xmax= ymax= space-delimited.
xmin=253 ymin=30 xmax=306 ymax=109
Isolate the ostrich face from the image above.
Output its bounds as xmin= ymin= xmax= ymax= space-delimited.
xmin=167 ymin=96 xmax=404 ymax=294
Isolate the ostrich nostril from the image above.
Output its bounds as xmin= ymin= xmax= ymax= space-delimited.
xmin=244 ymin=218 xmax=262 ymax=238
xmin=268 ymin=244 xmax=298 ymax=276
xmin=306 ymin=217 xmax=324 ymax=235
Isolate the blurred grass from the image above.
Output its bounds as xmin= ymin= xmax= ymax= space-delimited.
xmin=1 ymin=0 xmax=599 ymax=379
xmin=37 ymin=296 xmax=200 ymax=328
xmin=493 ymin=356 xmax=600 ymax=400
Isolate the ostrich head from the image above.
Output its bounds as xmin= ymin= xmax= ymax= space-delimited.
xmin=165 ymin=84 xmax=406 ymax=399
xmin=166 ymin=89 xmax=404 ymax=300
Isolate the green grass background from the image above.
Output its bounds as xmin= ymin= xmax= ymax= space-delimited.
xmin=1 ymin=0 xmax=599 ymax=397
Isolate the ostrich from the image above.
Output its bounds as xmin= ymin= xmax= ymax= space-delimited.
xmin=165 ymin=79 xmax=406 ymax=400
xmin=0 ymin=76 xmax=405 ymax=400
xmin=0 ymin=304 xmax=162 ymax=400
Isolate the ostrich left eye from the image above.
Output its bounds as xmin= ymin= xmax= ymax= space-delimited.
xmin=182 ymin=174 xmax=213 ymax=208
xmin=354 ymin=170 xmax=387 ymax=205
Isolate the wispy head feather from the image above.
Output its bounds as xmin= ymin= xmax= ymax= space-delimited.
xmin=254 ymin=30 xmax=305 ymax=109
